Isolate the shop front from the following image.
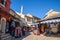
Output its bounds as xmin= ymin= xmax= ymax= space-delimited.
xmin=0 ymin=10 xmax=20 ymax=36
xmin=0 ymin=10 xmax=10 ymax=34
xmin=40 ymin=19 xmax=60 ymax=34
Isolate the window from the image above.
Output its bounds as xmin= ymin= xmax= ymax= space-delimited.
xmin=0 ymin=0 xmax=6 ymax=6
xmin=27 ymin=18 xmax=32 ymax=22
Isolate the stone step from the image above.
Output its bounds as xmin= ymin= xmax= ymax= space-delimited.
xmin=1 ymin=33 xmax=12 ymax=40
xmin=1 ymin=34 xmax=10 ymax=37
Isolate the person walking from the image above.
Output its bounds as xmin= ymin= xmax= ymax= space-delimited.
xmin=22 ymin=27 xmax=26 ymax=36
xmin=15 ymin=26 xmax=21 ymax=38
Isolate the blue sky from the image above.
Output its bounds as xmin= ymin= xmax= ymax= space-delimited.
xmin=10 ymin=0 xmax=60 ymax=18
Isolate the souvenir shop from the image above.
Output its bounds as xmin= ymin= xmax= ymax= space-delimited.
xmin=0 ymin=10 xmax=20 ymax=36
xmin=40 ymin=18 xmax=60 ymax=34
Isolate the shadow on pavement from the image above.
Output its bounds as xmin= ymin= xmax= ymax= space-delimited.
xmin=22 ymin=32 xmax=30 ymax=38
xmin=12 ymin=32 xmax=30 ymax=40
xmin=46 ymin=33 xmax=60 ymax=38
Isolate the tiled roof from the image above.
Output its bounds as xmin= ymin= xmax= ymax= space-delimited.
xmin=43 ymin=9 xmax=60 ymax=20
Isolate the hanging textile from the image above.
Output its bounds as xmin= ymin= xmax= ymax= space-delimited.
xmin=11 ymin=21 xmax=15 ymax=27
xmin=5 ymin=21 xmax=9 ymax=33
xmin=50 ymin=23 xmax=56 ymax=28
xmin=50 ymin=23 xmax=58 ymax=33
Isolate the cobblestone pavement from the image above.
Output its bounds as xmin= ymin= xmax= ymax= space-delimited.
xmin=12 ymin=32 xmax=60 ymax=40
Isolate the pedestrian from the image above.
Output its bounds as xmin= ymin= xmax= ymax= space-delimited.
xmin=33 ymin=28 xmax=40 ymax=35
xmin=48 ymin=27 xmax=51 ymax=36
xmin=22 ymin=27 xmax=26 ymax=36
xmin=9 ymin=19 xmax=15 ymax=37
xmin=15 ymin=26 xmax=21 ymax=38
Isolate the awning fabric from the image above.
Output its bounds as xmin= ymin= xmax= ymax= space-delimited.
xmin=27 ymin=23 xmax=39 ymax=27
xmin=40 ymin=19 xmax=60 ymax=24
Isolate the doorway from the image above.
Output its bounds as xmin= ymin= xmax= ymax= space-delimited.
xmin=1 ymin=17 xmax=6 ymax=34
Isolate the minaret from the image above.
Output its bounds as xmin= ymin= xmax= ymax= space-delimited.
xmin=21 ymin=5 xmax=23 ymax=14
xmin=20 ymin=5 xmax=25 ymax=18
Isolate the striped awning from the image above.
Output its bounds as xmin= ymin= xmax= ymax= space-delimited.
xmin=40 ymin=19 xmax=60 ymax=24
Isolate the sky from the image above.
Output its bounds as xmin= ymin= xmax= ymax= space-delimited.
xmin=10 ymin=0 xmax=60 ymax=18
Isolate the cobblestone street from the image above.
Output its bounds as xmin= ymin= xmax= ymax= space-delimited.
xmin=12 ymin=32 xmax=60 ymax=40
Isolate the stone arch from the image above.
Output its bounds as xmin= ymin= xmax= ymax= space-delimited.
xmin=1 ymin=17 xmax=6 ymax=34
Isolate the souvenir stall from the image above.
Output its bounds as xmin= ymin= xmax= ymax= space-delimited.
xmin=40 ymin=19 xmax=60 ymax=34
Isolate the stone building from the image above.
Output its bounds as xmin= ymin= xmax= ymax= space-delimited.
xmin=40 ymin=9 xmax=60 ymax=34
xmin=0 ymin=0 xmax=21 ymax=40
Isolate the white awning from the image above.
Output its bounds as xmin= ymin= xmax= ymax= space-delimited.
xmin=41 ymin=19 xmax=60 ymax=24
xmin=27 ymin=23 xmax=39 ymax=27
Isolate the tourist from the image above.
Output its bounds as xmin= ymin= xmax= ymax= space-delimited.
xmin=15 ymin=24 xmax=22 ymax=38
